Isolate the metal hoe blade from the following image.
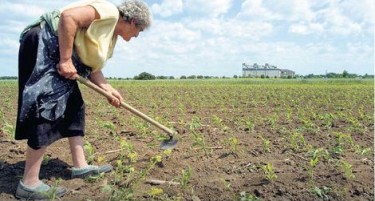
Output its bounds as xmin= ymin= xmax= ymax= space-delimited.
xmin=160 ymin=136 xmax=178 ymax=150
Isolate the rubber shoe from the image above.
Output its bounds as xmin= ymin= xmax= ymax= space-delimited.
xmin=15 ymin=180 xmax=67 ymax=200
xmin=71 ymin=164 xmax=113 ymax=178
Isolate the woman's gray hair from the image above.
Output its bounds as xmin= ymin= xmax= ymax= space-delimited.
xmin=118 ymin=0 xmax=152 ymax=31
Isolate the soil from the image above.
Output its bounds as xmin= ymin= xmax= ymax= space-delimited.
xmin=0 ymin=80 xmax=373 ymax=201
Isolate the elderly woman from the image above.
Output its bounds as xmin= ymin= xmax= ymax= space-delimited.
xmin=15 ymin=0 xmax=151 ymax=199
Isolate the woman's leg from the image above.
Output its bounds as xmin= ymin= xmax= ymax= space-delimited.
xmin=22 ymin=146 xmax=47 ymax=187
xmin=69 ymin=136 xmax=88 ymax=168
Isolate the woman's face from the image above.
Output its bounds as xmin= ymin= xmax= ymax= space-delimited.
xmin=116 ymin=18 xmax=142 ymax=41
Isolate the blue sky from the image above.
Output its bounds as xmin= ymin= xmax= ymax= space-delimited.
xmin=0 ymin=0 xmax=374 ymax=77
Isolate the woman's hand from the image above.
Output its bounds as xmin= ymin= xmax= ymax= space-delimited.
xmin=105 ymin=85 xmax=123 ymax=107
xmin=58 ymin=60 xmax=78 ymax=80
xmin=88 ymin=70 xmax=122 ymax=107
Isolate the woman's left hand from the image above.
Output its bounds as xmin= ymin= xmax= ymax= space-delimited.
xmin=88 ymin=70 xmax=123 ymax=107
xmin=106 ymin=87 xmax=123 ymax=107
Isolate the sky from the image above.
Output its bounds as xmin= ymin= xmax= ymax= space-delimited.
xmin=0 ymin=0 xmax=374 ymax=78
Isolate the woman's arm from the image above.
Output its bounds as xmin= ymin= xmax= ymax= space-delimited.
xmin=57 ymin=6 xmax=100 ymax=79
xmin=89 ymin=70 xmax=123 ymax=107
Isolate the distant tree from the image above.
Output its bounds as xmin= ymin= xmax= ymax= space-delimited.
xmin=157 ymin=75 xmax=168 ymax=79
xmin=169 ymin=76 xmax=175 ymax=79
xmin=187 ymin=75 xmax=196 ymax=79
xmin=180 ymin=75 xmax=187 ymax=79
xmin=343 ymin=70 xmax=349 ymax=78
xmin=261 ymin=75 xmax=265 ymax=79
xmin=134 ymin=72 xmax=155 ymax=80
xmin=0 ymin=76 xmax=18 ymax=80
xmin=233 ymin=75 xmax=238 ymax=79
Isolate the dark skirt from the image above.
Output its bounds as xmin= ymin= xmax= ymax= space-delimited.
xmin=16 ymin=24 xmax=91 ymax=150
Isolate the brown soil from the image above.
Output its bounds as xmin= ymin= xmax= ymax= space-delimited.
xmin=0 ymin=80 xmax=373 ymax=201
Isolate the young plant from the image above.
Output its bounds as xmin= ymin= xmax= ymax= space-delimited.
xmin=148 ymin=187 xmax=164 ymax=199
xmin=260 ymin=163 xmax=277 ymax=182
xmin=225 ymin=136 xmax=240 ymax=156
xmin=42 ymin=155 xmax=51 ymax=166
xmin=331 ymin=132 xmax=354 ymax=156
xmin=259 ymin=135 xmax=271 ymax=153
xmin=103 ymin=121 xmax=117 ymax=134
xmin=338 ymin=160 xmax=355 ymax=180
xmin=354 ymin=145 xmax=371 ymax=156
xmin=190 ymin=116 xmax=209 ymax=156
xmin=289 ymin=132 xmax=306 ymax=152
xmin=307 ymin=148 xmax=329 ymax=185
xmin=238 ymin=191 xmax=260 ymax=201
xmin=311 ymin=186 xmax=331 ymax=200
xmin=212 ymin=115 xmax=230 ymax=132
xmin=179 ymin=166 xmax=192 ymax=189
xmin=267 ymin=114 xmax=278 ymax=130
xmin=1 ymin=120 xmax=15 ymax=138
xmin=244 ymin=120 xmax=255 ymax=133
xmin=84 ymin=141 xmax=96 ymax=164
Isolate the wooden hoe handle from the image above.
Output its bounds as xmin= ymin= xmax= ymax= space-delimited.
xmin=76 ymin=76 xmax=175 ymax=136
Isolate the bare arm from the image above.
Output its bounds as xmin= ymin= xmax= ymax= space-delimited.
xmin=57 ymin=6 xmax=99 ymax=79
xmin=89 ymin=70 xmax=123 ymax=107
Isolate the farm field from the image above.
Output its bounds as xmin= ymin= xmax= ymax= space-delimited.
xmin=0 ymin=78 xmax=374 ymax=201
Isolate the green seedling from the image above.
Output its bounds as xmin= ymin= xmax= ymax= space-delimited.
xmin=42 ymin=155 xmax=51 ymax=166
xmin=43 ymin=178 xmax=63 ymax=201
xmin=225 ymin=136 xmax=239 ymax=156
xmin=2 ymin=120 xmax=15 ymax=138
xmin=103 ymin=121 xmax=116 ymax=134
xmin=339 ymin=160 xmax=355 ymax=180
xmin=190 ymin=116 xmax=210 ymax=156
xmin=84 ymin=141 xmax=95 ymax=164
xmin=238 ymin=191 xmax=260 ymax=201
xmin=244 ymin=120 xmax=255 ymax=132
xmin=311 ymin=186 xmax=331 ymax=200
xmin=148 ymin=187 xmax=164 ymax=198
xmin=354 ymin=145 xmax=371 ymax=156
xmin=331 ymin=132 xmax=354 ymax=157
xmin=308 ymin=148 xmax=329 ymax=185
xmin=212 ymin=115 xmax=230 ymax=132
xmin=260 ymin=162 xmax=277 ymax=182
xmin=289 ymin=132 xmax=306 ymax=152
xmin=268 ymin=114 xmax=278 ymax=130
xmin=259 ymin=135 xmax=270 ymax=153
xmin=179 ymin=166 xmax=192 ymax=189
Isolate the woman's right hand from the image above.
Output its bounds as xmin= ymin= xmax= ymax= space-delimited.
xmin=57 ymin=60 xmax=78 ymax=80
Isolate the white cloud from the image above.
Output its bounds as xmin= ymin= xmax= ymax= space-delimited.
xmin=289 ymin=22 xmax=324 ymax=35
xmin=340 ymin=0 xmax=375 ymax=26
xmin=184 ymin=0 xmax=233 ymax=18
xmin=0 ymin=38 xmax=19 ymax=55
xmin=151 ymin=0 xmax=183 ymax=18
xmin=0 ymin=2 xmax=45 ymax=18
xmin=289 ymin=1 xmax=316 ymax=22
xmin=0 ymin=0 xmax=374 ymax=77
xmin=187 ymin=18 xmax=273 ymax=40
xmin=237 ymin=0 xmax=283 ymax=21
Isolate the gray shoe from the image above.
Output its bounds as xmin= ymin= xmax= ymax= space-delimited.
xmin=15 ymin=180 xmax=67 ymax=200
xmin=71 ymin=164 xmax=113 ymax=178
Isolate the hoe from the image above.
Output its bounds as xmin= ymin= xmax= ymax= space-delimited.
xmin=76 ymin=76 xmax=178 ymax=150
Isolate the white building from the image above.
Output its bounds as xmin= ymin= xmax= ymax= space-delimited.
xmin=242 ymin=63 xmax=295 ymax=78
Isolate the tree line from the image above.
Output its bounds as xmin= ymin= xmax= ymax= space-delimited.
xmin=0 ymin=70 xmax=373 ymax=80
